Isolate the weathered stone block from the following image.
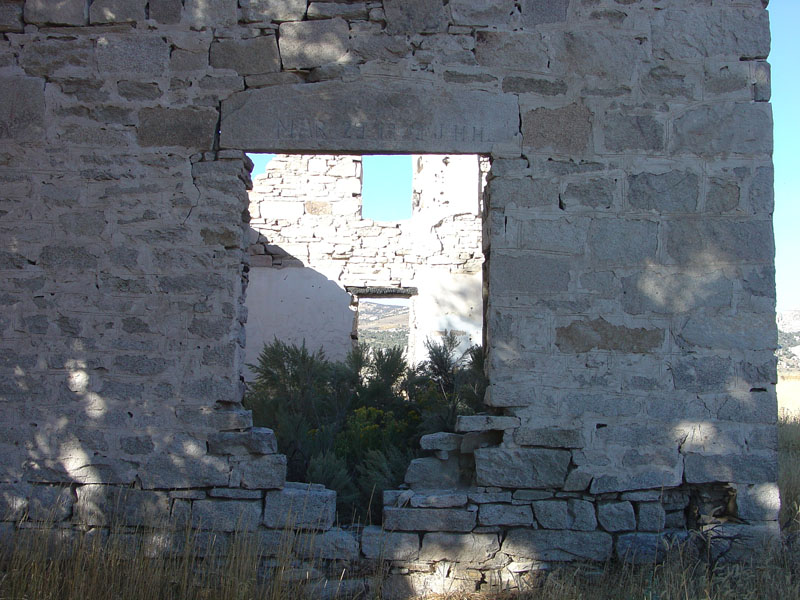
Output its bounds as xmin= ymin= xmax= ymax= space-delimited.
xmin=604 ymin=114 xmax=664 ymax=152
xmin=450 ymin=0 xmax=515 ymax=27
xmin=90 ymin=0 xmax=145 ymax=23
xmin=684 ymin=453 xmax=777 ymax=485
xmin=588 ymin=219 xmax=658 ymax=264
xmin=263 ymin=483 xmax=335 ymax=530
xmin=278 ymin=19 xmax=349 ymax=70
xmin=296 ymin=528 xmax=360 ymax=561
xmin=555 ymin=318 xmax=663 ymax=354
xmin=628 ymin=171 xmax=700 ymax=213
xmin=404 ymin=456 xmax=462 ymax=489
xmin=0 ymin=77 xmax=45 ymax=143
xmin=568 ymin=499 xmax=597 ymax=531
xmin=474 ymin=448 xmax=570 ymax=488
xmin=563 ymin=179 xmax=616 ymax=210
xmin=664 ymin=219 xmax=773 ymax=266
xmin=75 ymin=486 xmax=169 ymax=527
xmin=489 ymin=253 xmax=571 ymax=295
xmin=211 ymin=36 xmax=280 ymax=76
xmin=616 ymin=533 xmax=669 ymax=564
xmin=420 ymin=432 xmax=462 ymax=451
xmin=671 ymin=104 xmax=772 ymax=156
xmin=520 ymin=0 xmax=568 ymax=26
xmin=676 ymin=312 xmax=775 ymax=351
xmin=420 ymin=532 xmax=500 ymax=564
xmin=361 ymin=526 xmax=419 ymax=561
xmin=96 ymin=36 xmax=170 ymax=76
xmin=641 ymin=63 xmax=697 ymax=99
xmin=149 ymin=0 xmax=182 ymax=23
xmin=705 ymin=522 xmax=781 ymax=563
xmin=479 ymin=503 xmax=533 ymax=527
xmin=636 ymin=502 xmax=666 ymax=532
xmin=652 ymin=8 xmax=770 ymax=61
xmin=522 ymin=104 xmax=593 ymax=155
xmin=27 ymin=485 xmax=74 ymax=522
xmin=514 ymin=427 xmax=584 ymax=448
xmin=455 ymin=415 xmax=520 ymax=432
xmin=184 ymin=0 xmax=237 ymax=27
xmin=503 ymin=529 xmax=613 ymax=562
xmin=192 ymin=499 xmax=261 ymax=531
xmin=383 ymin=507 xmax=476 ymax=532
xmin=384 ymin=0 xmax=448 ymax=34
xmin=24 ymin=0 xmax=87 ymax=25
xmin=138 ymin=107 xmax=218 ymax=151
xmin=208 ymin=428 xmax=277 ymax=456
xmin=533 ymin=500 xmax=568 ymax=529
xmin=240 ymin=0 xmax=305 ymax=21
xmin=238 ymin=454 xmax=287 ymax=489
xmin=0 ymin=1 xmax=23 ymax=32
xmin=410 ymin=493 xmax=468 ymax=509
xmin=222 ymin=80 xmax=517 ymax=153
xmin=139 ymin=454 xmax=231 ymax=489
xmin=0 ymin=483 xmax=29 ymax=520
xmin=622 ymin=271 xmax=732 ymax=316
xmin=734 ymin=482 xmax=780 ymax=522
xmin=475 ymin=31 xmax=548 ymax=71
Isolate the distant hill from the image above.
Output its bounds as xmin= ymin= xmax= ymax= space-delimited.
xmin=779 ymin=311 xmax=800 ymax=375
xmin=357 ymin=301 xmax=409 ymax=351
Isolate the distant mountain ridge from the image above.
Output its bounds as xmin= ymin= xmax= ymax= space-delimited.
xmin=357 ymin=301 xmax=409 ymax=350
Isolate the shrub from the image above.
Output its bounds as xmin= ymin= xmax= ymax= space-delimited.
xmin=244 ymin=334 xmax=485 ymax=520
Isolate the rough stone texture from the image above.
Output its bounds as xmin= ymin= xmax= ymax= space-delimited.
xmin=90 ymin=0 xmax=146 ymax=23
xmin=208 ymin=428 xmax=277 ymax=456
xmin=597 ymin=502 xmax=636 ymax=532
xmin=522 ymin=104 xmax=592 ymax=155
xmin=455 ymin=415 xmax=520 ymax=432
xmin=0 ymin=77 xmax=45 ymax=142
xmin=221 ymin=82 xmax=519 ymax=153
xmin=419 ymin=532 xmax=500 ymax=564
xmin=533 ymin=500 xmax=568 ymax=529
xmin=479 ymin=503 xmax=533 ymax=527
xmin=474 ymin=448 xmax=570 ymax=489
xmin=238 ymin=455 xmax=287 ymax=489
xmin=616 ymin=533 xmax=669 ymax=564
xmin=211 ymin=37 xmax=280 ymax=75
xmin=361 ymin=526 xmax=420 ymax=561
xmin=384 ymin=507 xmax=477 ymax=532
xmin=278 ymin=19 xmax=350 ymax=70
xmin=75 ymin=486 xmax=169 ymax=527
xmin=263 ymin=483 xmax=335 ymax=530
xmin=240 ymin=0 xmax=306 ymax=22
xmin=636 ymin=502 xmax=666 ymax=532
xmin=0 ymin=0 xmax=777 ymax=577
xmin=734 ymin=483 xmax=780 ymax=522
xmin=138 ymin=108 xmax=218 ymax=151
xmin=24 ymin=0 xmax=87 ymax=25
xmin=503 ymin=529 xmax=613 ymax=562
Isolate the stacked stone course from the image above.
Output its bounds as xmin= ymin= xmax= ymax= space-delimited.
xmin=0 ymin=0 xmax=779 ymax=596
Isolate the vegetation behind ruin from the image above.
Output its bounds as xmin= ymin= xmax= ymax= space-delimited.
xmin=243 ymin=335 xmax=487 ymax=521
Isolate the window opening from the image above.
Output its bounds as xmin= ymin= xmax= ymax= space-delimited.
xmin=243 ymin=153 xmax=486 ymax=375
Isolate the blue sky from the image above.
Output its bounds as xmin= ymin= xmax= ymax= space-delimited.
xmin=770 ymin=1 xmax=798 ymax=311
xmin=250 ymin=4 xmax=796 ymax=309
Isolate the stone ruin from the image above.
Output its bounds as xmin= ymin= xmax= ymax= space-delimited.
xmin=245 ymin=152 xmax=485 ymax=367
xmin=0 ymin=0 xmax=780 ymax=596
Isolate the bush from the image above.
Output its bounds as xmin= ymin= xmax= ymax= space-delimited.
xmin=244 ymin=334 xmax=486 ymax=521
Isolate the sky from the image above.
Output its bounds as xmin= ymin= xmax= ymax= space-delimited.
xmin=770 ymin=1 xmax=798 ymax=311
xmin=250 ymin=2 xmax=797 ymax=310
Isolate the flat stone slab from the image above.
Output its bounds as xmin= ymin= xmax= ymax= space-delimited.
xmin=220 ymin=80 xmax=519 ymax=153
xmin=474 ymin=448 xmax=570 ymax=488
xmin=384 ymin=507 xmax=477 ymax=532
xmin=502 ymin=529 xmax=613 ymax=562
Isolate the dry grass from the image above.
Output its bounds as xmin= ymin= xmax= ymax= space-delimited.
xmin=3 ymin=410 xmax=800 ymax=600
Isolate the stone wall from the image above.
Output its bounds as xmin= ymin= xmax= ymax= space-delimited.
xmin=245 ymin=153 xmax=484 ymax=366
xmin=0 ymin=0 xmax=778 ymax=595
